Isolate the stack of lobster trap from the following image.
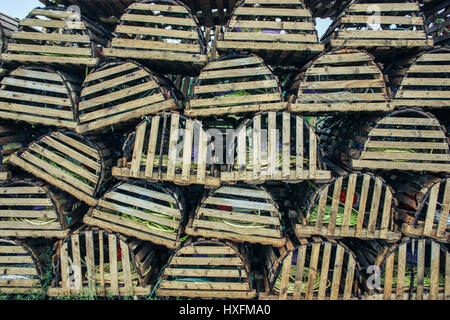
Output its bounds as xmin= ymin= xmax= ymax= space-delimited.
xmin=0 ymin=0 xmax=448 ymax=300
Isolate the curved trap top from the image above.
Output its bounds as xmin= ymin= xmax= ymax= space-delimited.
xmin=47 ymin=228 xmax=160 ymax=297
xmin=0 ymin=238 xmax=44 ymax=294
xmin=113 ymin=113 xmax=221 ymax=188
xmin=216 ymin=0 xmax=323 ymax=66
xmin=156 ymin=238 xmax=257 ymax=299
xmin=77 ymin=60 xmax=181 ymax=134
xmin=0 ymin=6 xmax=110 ymax=68
xmin=319 ymin=109 xmax=450 ymax=173
xmin=185 ymin=53 xmax=287 ymax=117
xmin=84 ymin=180 xmax=186 ymax=249
xmin=186 ymin=184 xmax=286 ymax=247
xmin=103 ymin=0 xmax=208 ymax=76
xmin=258 ymin=237 xmax=362 ymax=300
xmin=220 ymin=111 xmax=331 ymax=183
xmin=9 ymin=131 xmax=113 ymax=206
xmin=0 ymin=178 xmax=85 ymax=239
xmin=383 ymin=172 xmax=449 ymax=243
xmin=289 ymin=48 xmax=392 ymax=113
xmin=391 ymin=47 xmax=450 ymax=110
xmin=321 ymin=0 xmax=433 ymax=57
xmin=360 ymin=238 xmax=449 ymax=300
xmin=0 ymin=65 xmax=81 ymax=129
xmin=292 ymin=173 xmax=401 ymax=242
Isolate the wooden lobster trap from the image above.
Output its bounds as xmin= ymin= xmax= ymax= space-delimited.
xmin=112 ymin=113 xmax=221 ymax=188
xmin=9 ymin=131 xmax=114 ymax=207
xmin=220 ymin=111 xmax=332 ymax=184
xmin=291 ymin=173 xmax=402 ymax=242
xmin=381 ymin=172 xmax=449 ymax=243
xmin=303 ymin=0 xmax=352 ymax=19
xmin=103 ymin=0 xmax=209 ymax=76
xmin=0 ymin=6 xmax=110 ymax=69
xmin=0 ymin=13 xmax=20 ymax=78
xmin=390 ymin=47 xmax=450 ymax=111
xmin=0 ymin=178 xmax=85 ymax=239
xmin=185 ymin=53 xmax=287 ymax=117
xmin=288 ymin=48 xmax=393 ymax=113
xmin=348 ymin=237 xmax=450 ymax=300
xmin=318 ymin=109 xmax=450 ymax=173
xmin=155 ymin=237 xmax=257 ymax=299
xmin=321 ymin=0 xmax=433 ymax=58
xmin=76 ymin=60 xmax=182 ymax=134
xmin=215 ymin=0 xmax=324 ymax=66
xmin=47 ymin=228 xmax=162 ymax=297
xmin=0 ymin=238 xmax=45 ymax=295
xmin=186 ymin=184 xmax=286 ymax=247
xmin=84 ymin=180 xmax=187 ymax=250
xmin=0 ymin=65 xmax=81 ymax=129
xmin=256 ymin=236 xmax=362 ymax=300
xmin=423 ymin=0 xmax=450 ymax=45
xmin=0 ymin=122 xmax=30 ymax=182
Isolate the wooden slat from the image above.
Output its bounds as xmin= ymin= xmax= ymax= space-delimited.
xmin=341 ymin=174 xmax=357 ymax=236
xmin=108 ymin=234 xmax=119 ymax=296
xmin=167 ymin=114 xmax=180 ymax=181
xmin=292 ymin=246 xmax=307 ymax=300
xmin=130 ymin=121 xmax=147 ymax=178
xmin=417 ymin=239 xmax=425 ymax=300
xmin=145 ymin=116 xmax=160 ymax=179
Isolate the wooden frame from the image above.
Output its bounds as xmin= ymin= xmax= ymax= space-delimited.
xmin=112 ymin=113 xmax=221 ymax=189
xmin=103 ymin=0 xmax=209 ymax=76
xmin=423 ymin=0 xmax=450 ymax=45
xmin=185 ymin=53 xmax=287 ymax=117
xmin=289 ymin=48 xmax=393 ymax=113
xmin=76 ymin=60 xmax=181 ymax=134
xmin=0 ymin=178 xmax=85 ymax=239
xmin=383 ymin=172 xmax=449 ymax=243
xmin=0 ymin=6 xmax=110 ymax=68
xmin=156 ymin=238 xmax=257 ymax=299
xmin=0 ymin=65 xmax=81 ymax=129
xmin=47 ymin=228 xmax=160 ymax=297
xmin=0 ymin=13 xmax=20 ymax=78
xmin=83 ymin=180 xmax=187 ymax=249
xmin=352 ymin=238 xmax=450 ymax=300
xmin=220 ymin=111 xmax=332 ymax=183
xmin=303 ymin=0 xmax=352 ymax=19
xmin=319 ymin=109 xmax=450 ymax=173
xmin=256 ymin=236 xmax=362 ymax=300
xmin=0 ymin=238 xmax=45 ymax=294
xmin=9 ymin=131 xmax=114 ymax=206
xmin=390 ymin=47 xmax=450 ymax=110
xmin=321 ymin=0 xmax=433 ymax=57
xmin=215 ymin=0 xmax=324 ymax=66
xmin=186 ymin=184 xmax=286 ymax=246
xmin=291 ymin=173 xmax=402 ymax=242
xmin=0 ymin=122 xmax=29 ymax=182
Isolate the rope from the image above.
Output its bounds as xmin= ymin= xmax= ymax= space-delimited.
xmin=273 ymin=265 xmax=330 ymax=295
xmin=208 ymin=207 xmax=269 ymax=229
xmin=380 ymin=264 xmax=445 ymax=288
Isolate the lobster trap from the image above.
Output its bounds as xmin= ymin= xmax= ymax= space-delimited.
xmin=0 ymin=238 xmax=46 ymax=294
xmin=382 ymin=172 xmax=449 ymax=243
xmin=318 ymin=109 xmax=450 ymax=173
xmin=215 ymin=0 xmax=324 ymax=66
xmin=47 ymin=228 xmax=161 ymax=297
xmin=76 ymin=60 xmax=182 ymax=134
xmin=390 ymin=47 xmax=450 ymax=110
xmin=112 ymin=113 xmax=221 ymax=188
xmin=103 ymin=0 xmax=209 ymax=76
xmin=84 ymin=180 xmax=187 ymax=249
xmin=0 ymin=65 xmax=81 ymax=129
xmin=423 ymin=0 xmax=450 ymax=45
xmin=0 ymin=178 xmax=85 ymax=239
xmin=321 ymin=0 xmax=433 ymax=58
xmin=220 ymin=111 xmax=332 ymax=183
xmin=289 ymin=48 xmax=392 ymax=113
xmin=0 ymin=13 xmax=20 ymax=78
xmin=0 ymin=6 xmax=110 ymax=69
xmin=256 ymin=236 xmax=362 ymax=300
xmin=155 ymin=238 xmax=257 ymax=299
xmin=185 ymin=184 xmax=286 ymax=247
xmin=9 ymin=131 xmax=114 ymax=206
xmin=185 ymin=53 xmax=287 ymax=117
xmin=291 ymin=173 xmax=402 ymax=242
xmin=348 ymin=237 xmax=450 ymax=300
